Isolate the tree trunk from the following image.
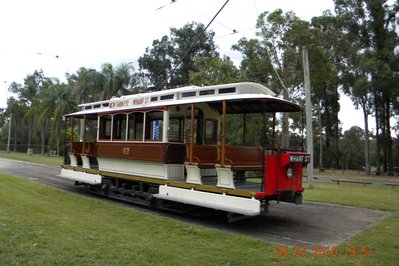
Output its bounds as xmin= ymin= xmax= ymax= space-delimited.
xmin=362 ymin=105 xmax=370 ymax=175
xmin=13 ymin=119 xmax=17 ymax=152
xmin=41 ymin=119 xmax=48 ymax=155
xmin=375 ymin=97 xmax=381 ymax=175
xmin=335 ymin=111 xmax=340 ymax=170
xmin=27 ymin=118 xmax=32 ymax=149
xmin=56 ymin=121 xmax=61 ymax=156
xmin=317 ymin=102 xmax=324 ymax=170
xmin=386 ymin=99 xmax=393 ymax=175
xmin=381 ymin=105 xmax=387 ymax=174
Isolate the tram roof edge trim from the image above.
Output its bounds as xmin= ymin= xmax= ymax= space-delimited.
xmin=64 ymin=82 xmax=302 ymax=117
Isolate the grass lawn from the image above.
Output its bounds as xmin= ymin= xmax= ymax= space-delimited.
xmin=0 ymin=174 xmax=398 ymax=265
xmin=307 ymin=168 xmax=399 ymax=183
xmin=0 ymin=151 xmax=63 ymax=166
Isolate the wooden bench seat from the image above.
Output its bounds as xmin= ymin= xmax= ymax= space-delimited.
xmin=224 ymin=146 xmax=263 ymax=171
xmin=186 ymin=144 xmax=218 ymax=168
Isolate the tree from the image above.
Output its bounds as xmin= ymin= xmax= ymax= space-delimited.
xmin=310 ymin=13 xmax=342 ymax=170
xmin=334 ymin=0 xmax=399 ymax=175
xmin=255 ymin=10 xmax=312 ymax=149
xmin=3 ymin=97 xmax=29 ymax=152
xmin=8 ymin=70 xmax=45 ymax=150
xmin=34 ymin=79 xmax=76 ymax=155
xmin=235 ymin=9 xmax=340 ymax=158
xmin=66 ymin=67 xmax=104 ymax=103
xmin=169 ymin=22 xmax=218 ymax=86
xmin=25 ymin=76 xmax=54 ymax=155
xmin=340 ymin=126 xmax=365 ymax=170
xmin=138 ymin=22 xmax=218 ymax=89
xmin=102 ymin=63 xmax=140 ymax=98
xmin=188 ymin=56 xmax=242 ymax=86
xmin=232 ymin=38 xmax=274 ymax=85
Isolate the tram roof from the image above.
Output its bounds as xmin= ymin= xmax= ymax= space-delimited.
xmin=65 ymin=82 xmax=301 ymax=117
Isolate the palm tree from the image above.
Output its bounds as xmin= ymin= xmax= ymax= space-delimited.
xmin=51 ymin=81 xmax=77 ymax=156
xmin=67 ymin=67 xmax=104 ymax=104
xmin=100 ymin=63 xmax=116 ymax=100
xmin=9 ymin=70 xmax=45 ymax=151
xmin=30 ymin=78 xmax=77 ymax=156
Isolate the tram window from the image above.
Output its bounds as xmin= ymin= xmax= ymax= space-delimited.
xmin=145 ymin=111 xmax=163 ymax=141
xmin=185 ymin=108 xmax=203 ymax=144
xmin=168 ymin=117 xmax=183 ymax=142
xmin=219 ymin=87 xmax=236 ymax=94
xmin=99 ymin=115 xmax=112 ymax=140
xmin=112 ymin=114 xmax=127 ymax=140
xmin=182 ymin=91 xmax=196 ymax=98
xmin=128 ymin=113 xmax=144 ymax=140
xmin=160 ymin=94 xmax=174 ymax=100
xmin=86 ymin=118 xmax=97 ymax=142
xmin=199 ymin=89 xmax=214 ymax=96
xmin=205 ymin=119 xmax=218 ymax=145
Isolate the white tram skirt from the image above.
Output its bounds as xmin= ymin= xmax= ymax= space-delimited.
xmin=58 ymin=168 xmax=102 ymax=185
xmin=154 ymin=185 xmax=261 ymax=216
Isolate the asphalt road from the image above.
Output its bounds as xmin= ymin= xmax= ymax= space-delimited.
xmin=0 ymin=157 xmax=390 ymax=249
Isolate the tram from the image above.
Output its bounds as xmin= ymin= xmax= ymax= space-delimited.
xmin=60 ymin=82 xmax=310 ymax=219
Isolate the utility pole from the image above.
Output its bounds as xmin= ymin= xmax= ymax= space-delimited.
xmin=302 ymin=47 xmax=314 ymax=188
xmin=7 ymin=113 xmax=12 ymax=153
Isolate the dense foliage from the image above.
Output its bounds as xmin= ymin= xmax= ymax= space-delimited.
xmin=0 ymin=1 xmax=398 ymax=174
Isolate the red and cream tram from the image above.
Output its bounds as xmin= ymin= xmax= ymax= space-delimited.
xmin=60 ymin=82 xmax=310 ymax=219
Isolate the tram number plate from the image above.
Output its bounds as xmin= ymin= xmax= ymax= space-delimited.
xmin=289 ymin=154 xmax=310 ymax=163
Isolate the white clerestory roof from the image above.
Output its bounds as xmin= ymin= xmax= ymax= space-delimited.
xmin=66 ymin=82 xmax=299 ymax=117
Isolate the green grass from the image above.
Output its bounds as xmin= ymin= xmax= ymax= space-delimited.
xmin=308 ymin=168 xmax=399 ymax=183
xmin=0 ymin=174 xmax=285 ymax=265
xmin=0 ymin=151 xmax=62 ymax=166
xmin=1 ymin=168 xmax=399 ymax=264
xmin=304 ymin=183 xmax=399 ymax=265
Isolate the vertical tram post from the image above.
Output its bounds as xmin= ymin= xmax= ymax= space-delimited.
xmin=189 ymin=104 xmax=195 ymax=163
xmin=83 ymin=115 xmax=87 ymax=154
xmin=221 ymin=101 xmax=227 ymax=166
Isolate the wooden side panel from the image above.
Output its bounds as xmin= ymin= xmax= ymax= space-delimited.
xmin=165 ymin=144 xmax=186 ymax=164
xmin=97 ymin=142 xmax=185 ymax=164
xmin=69 ymin=142 xmax=83 ymax=155
xmin=85 ymin=142 xmax=98 ymax=156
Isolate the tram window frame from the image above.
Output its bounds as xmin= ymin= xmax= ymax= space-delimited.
xmin=98 ymin=115 xmax=112 ymax=141
xmin=112 ymin=113 xmax=127 ymax=141
xmin=127 ymin=112 xmax=144 ymax=141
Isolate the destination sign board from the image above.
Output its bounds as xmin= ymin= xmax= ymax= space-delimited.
xmin=289 ymin=154 xmax=311 ymax=164
xmin=109 ymin=97 xmax=150 ymax=109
